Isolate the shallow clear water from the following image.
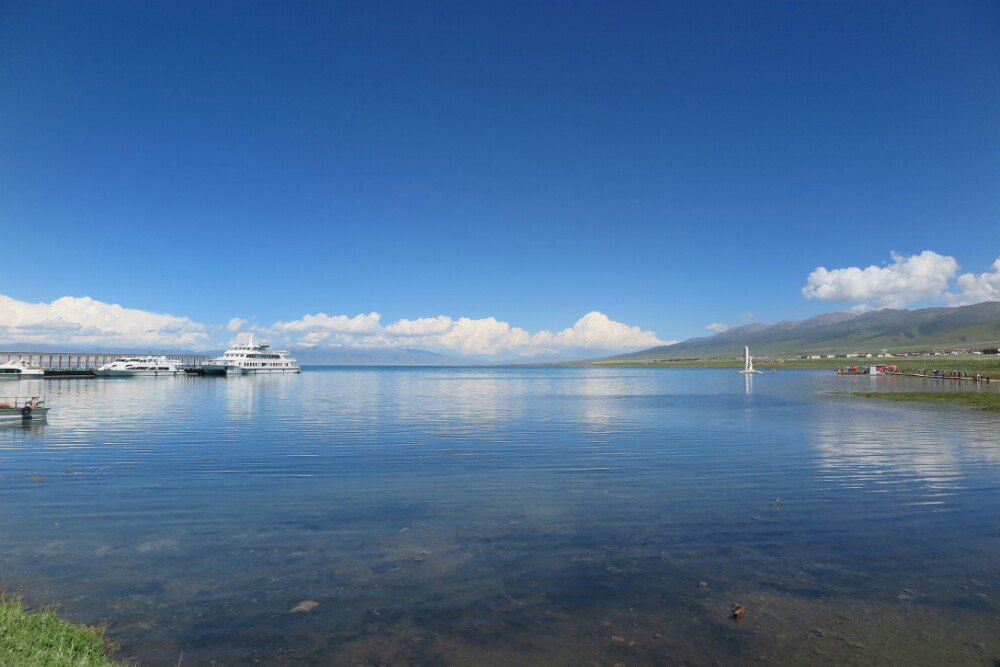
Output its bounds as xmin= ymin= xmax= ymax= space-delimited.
xmin=0 ymin=368 xmax=998 ymax=665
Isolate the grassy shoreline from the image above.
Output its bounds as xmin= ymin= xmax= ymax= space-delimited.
xmin=850 ymin=391 xmax=1000 ymax=412
xmin=584 ymin=354 xmax=1000 ymax=375
xmin=0 ymin=594 xmax=121 ymax=666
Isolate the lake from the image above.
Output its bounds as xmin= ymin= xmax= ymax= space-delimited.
xmin=1 ymin=367 xmax=998 ymax=665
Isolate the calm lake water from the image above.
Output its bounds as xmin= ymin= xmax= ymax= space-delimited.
xmin=1 ymin=367 xmax=998 ymax=665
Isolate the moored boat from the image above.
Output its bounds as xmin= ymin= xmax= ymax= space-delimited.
xmin=0 ymin=396 xmax=49 ymax=421
xmin=95 ymin=356 xmax=186 ymax=377
xmin=198 ymin=334 xmax=300 ymax=375
xmin=0 ymin=359 xmax=45 ymax=379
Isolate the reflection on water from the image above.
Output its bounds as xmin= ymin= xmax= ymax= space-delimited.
xmin=0 ymin=368 xmax=998 ymax=665
xmin=814 ymin=418 xmax=969 ymax=495
xmin=0 ymin=420 xmax=45 ymax=448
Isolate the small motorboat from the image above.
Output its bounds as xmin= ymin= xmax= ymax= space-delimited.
xmin=0 ymin=396 xmax=49 ymax=421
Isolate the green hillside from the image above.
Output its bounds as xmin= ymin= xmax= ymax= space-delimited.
xmin=612 ymin=302 xmax=1000 ymax=360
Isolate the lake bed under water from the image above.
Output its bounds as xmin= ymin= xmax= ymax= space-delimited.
xmin=1 ymin=367 xmax=998 ymax=665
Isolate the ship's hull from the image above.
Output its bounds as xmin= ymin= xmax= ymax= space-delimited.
xmin=0 ymin=406 xmax=50 ymax=421
xmin=223 ymin=366 xmax=300 ymax=375
xmin=187 ymin=366 xmax=300 ymax=375
xmin=194 ymin=365 xmax=229 ymax=375
xmin=94 ymin=369 xmax=185 ymax=377
xmin=237 ymin=368 xmax=300 ymax=374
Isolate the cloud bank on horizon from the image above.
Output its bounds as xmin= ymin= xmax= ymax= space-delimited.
xmin=802 ymin=250 xmax=1000 ymax=312
xmin=0 ymin=295 xmax=209 ymax=348
xmin=0 ymin=294 xmax=667 ymax=357
xmin=268 ymin=310 xmax=669 ymax=356
xmin=4 ymin=251 xmax=998 ymax=354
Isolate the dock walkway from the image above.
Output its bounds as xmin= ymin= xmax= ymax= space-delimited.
xmin=1 ymin=351 xmax=210 ymax=376
xmin=898 ymin=372 xmax=993 ymax=384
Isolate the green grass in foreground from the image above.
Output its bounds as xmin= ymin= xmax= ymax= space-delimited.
xmin=851 ymin=391 xmax=1000 ymax=412
xmin=0 ymin=594 xmax=121 ymax=666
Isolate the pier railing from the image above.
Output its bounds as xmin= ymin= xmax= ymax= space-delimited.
xmin=0 ymin=397 xmax=44 ymax=408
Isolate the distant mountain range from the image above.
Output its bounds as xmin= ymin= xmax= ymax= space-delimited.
xmin=609 ymin=302 xmax=1000 ymax=360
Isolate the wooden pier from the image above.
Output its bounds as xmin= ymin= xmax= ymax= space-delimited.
xmin=0 ymin=351 xmax=210 ymax=372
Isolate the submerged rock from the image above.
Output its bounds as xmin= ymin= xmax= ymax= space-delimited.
xmin=291 ymin=600 xmax=319 ymax=613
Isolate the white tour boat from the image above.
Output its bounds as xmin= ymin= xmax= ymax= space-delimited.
xmin=199 ymin=334 xmax=300 ymax=375
xmin=0 ymin=396 xmax=49 ymax=421
xmin=0 ymin=359 xmax=45 ymax=379
xmin=94 ymin=356 xmax=186 ymax=377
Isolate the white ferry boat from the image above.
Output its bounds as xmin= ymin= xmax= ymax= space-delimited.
xmin=0 ymin=396 xmax=48 ymax=421
xmin=199 ymin=334 xmax=300 ymax=375
xmin=94 ymin=356 xmax=186 ymax=377
xmin=0 ymin=359 xmax=45 ymax=379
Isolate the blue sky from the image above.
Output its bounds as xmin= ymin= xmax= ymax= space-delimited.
xmin=1 ymin=1 xmax=998 ymax=355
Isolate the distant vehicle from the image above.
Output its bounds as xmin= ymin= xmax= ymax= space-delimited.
xmin=0 ymin=396 xmax=48 ymax=421
xmin=94 ymin=356 xmax=186 ymax=377
xmin=197 ymin=334 xmax=300 ymax=375
xmin=0 ymin=359 xmax=45 ymax=379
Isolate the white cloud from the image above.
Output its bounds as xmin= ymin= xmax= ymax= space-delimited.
xmin=550 ymin=311 xmax=665 ymax=349
xmin=705 ymin=322 xmax=730 ymax=333
xmin=0 ymin=294 xmax=666 ymax=357
xmin=0 ymin=295 xmax=208 ymax=347
xmin=384 ymin=316 xmax=454 ymax=336
xmin=226 ymin=317 xmax=248 ymax=332
xmin=270 ymin=312 xmax=382 ymax=334
xmin=295 ymin=331 xmax=331 ymax=348
xmin=949 ymin=257 xmax=1000 ymax=306
xmin=802 ymin=250 xmax=959 ymax=310
xmin=265 ymin=310 xmax=666 ymax=356
xmin=433 ymin=316 xmax=536 ymax=354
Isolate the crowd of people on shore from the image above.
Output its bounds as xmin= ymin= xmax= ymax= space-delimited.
xmin=839 ymin=365 xmax=993 ymax=383
xmin=915 ymin=368 xmax=991 ymax=383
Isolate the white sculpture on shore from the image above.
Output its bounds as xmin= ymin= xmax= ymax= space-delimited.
xmin=739 ymin=346 xmax=761 ymax=375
